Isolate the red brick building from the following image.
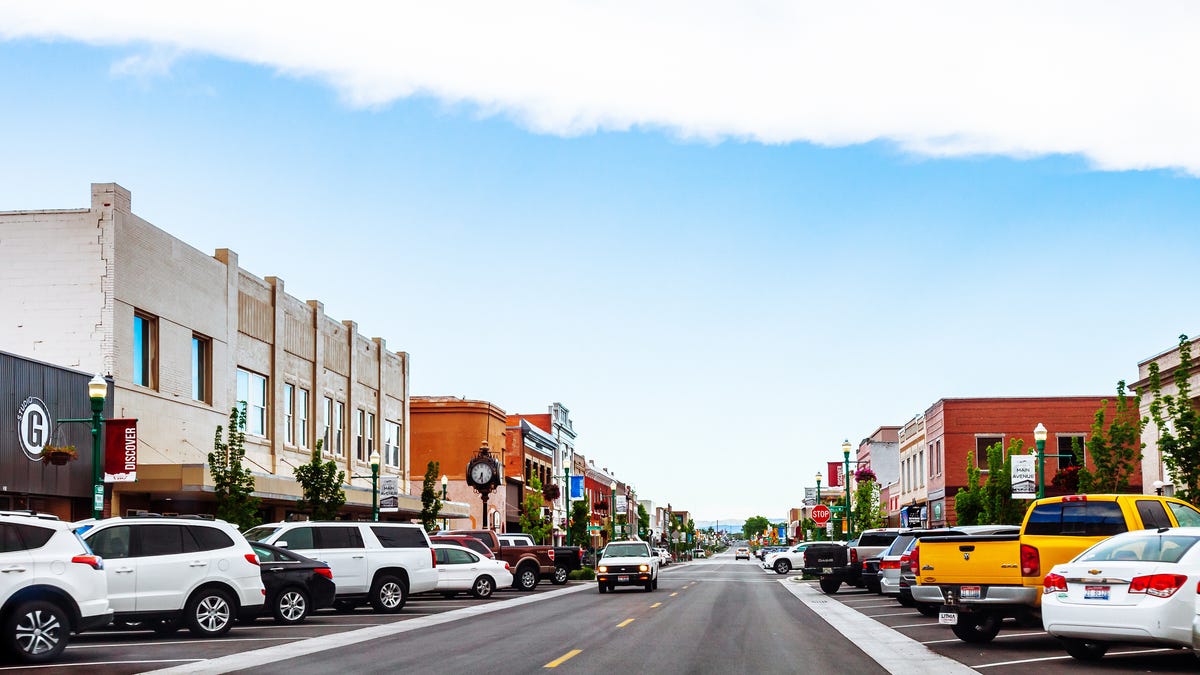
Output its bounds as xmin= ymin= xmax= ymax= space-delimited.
xmin=924 ymin=397 xmax=1142 ymax=527
xmin=410 ymin=397 xmax=507 ymax=531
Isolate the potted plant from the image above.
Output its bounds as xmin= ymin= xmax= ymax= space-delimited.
xmin=42 ymin=444 xmax=78 ymax=466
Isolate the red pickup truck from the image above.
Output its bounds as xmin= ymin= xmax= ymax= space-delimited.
xmin=446 ymin=530 xmax=556 ymax=591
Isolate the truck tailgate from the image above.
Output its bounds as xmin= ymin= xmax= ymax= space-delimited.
xmin=916 ymin=535 xmax=1022 ymax=586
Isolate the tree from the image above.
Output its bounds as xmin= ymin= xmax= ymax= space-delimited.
xmin=852 ymin=467 xmax=885 ymax=531
xmin=294 ymin=439 xmax=347 ymax=520
xmin=1148 ymin=335 xmax=1200 ymax=504
xmin=982 ymin=440 xmax=1025 ymax=525
xmin=519 ymin=475 xmax=552 ymax=544
xmin=637 ymin=503 xmax=650 ymax=539
xmin=954 ymin=451 xmax=984 ymax=526
xmin=568 ymin=500 xmax=590 ymax=547
xmin=209 ymin=407 xmax=261 ymax=531
xmin=743 ymin=516 xmax=770 ymax=541
xmin=1078 ymin=381 xmax=1143 ymax=494
xmin=419 ymin=461 xmax=442 ymax=533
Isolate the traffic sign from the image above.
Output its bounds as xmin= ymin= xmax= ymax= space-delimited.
xmin=811 ymin=504 xmax=831 ymax=525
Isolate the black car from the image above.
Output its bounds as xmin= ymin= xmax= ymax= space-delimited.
xmin=250 ymin=542 xmax=336 ymax=624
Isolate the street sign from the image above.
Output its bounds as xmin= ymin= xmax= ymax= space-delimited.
xmin=811 ymin=504 xmax=831 ymax=525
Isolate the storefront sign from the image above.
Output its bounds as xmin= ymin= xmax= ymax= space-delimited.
xmin=103 ymin=418 xmax=138 ymax=483
xmin=17 ymin=397 xmax=51 ymax=461
xmin=1011 ymin=455 xmax=1037 ymax=499
xmin=379 ymin=475 xmax=399 ymax=512
xmin=569 ymin=475 xmax=585 ymax=500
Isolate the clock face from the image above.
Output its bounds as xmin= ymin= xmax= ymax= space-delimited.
xmin=470 ymin=461 xmax=494 ymax=485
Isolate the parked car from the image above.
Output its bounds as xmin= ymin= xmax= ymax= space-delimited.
xmin=597 ymin=540 xmax=659 ymax=593
xmin=1042 ymin=527 xmax=1200 ymax=661
xmin=898 ymin=525 xmax=1019 ymax=613
xmin=735 ymin=547 xmax=751 ymax=560
xmin=803 ymin=529 xmax=902 ymax=594
xmin=861 ymin=554 xmax=883 ymax=593
xmin=431 ymin=544 xmax=513 ymax=599
xmin=654 ymin=548 xmax=673 ymax=565
xmin=493 ymin=534 xmax=581 ymax=584
xmin=693 ymin=549 xmax=707 ymax=559
xmin=767 ymin=542 xmax=828 ymax=574
xmin=248 ymin=542 xmax=335 ymax=625
xmin=0 ymin=511 xmax=111 ymax=664
xmin=429 ymin=535 xmax=496 ymax=559
xmin=80 ymin=515 xmax=264 ymax=638
xmin=445 ymin=529 xmax=555 ymax=591
xmin=243 ymin=521 xmax=437 ymax=613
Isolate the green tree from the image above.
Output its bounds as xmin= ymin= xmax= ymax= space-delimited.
xmin=743 ymin=515 xmax=770 ymax=540
xmin=1148 ymin=335 xmax=1200 ymax=504
xmin=294 ymin=439 xmax=347 ymax=520
xmin=209 ymin=407 xmax=261 ymax=531
xmin=637 ymin=503 xmax=650 ymax=539
xmin=852 ymin=473 xmax=885 ymax=531
xmin=981 ymin=440 xmax=1026 ymax=525
xmin=419 ymin=461 xmax=442 ymax=533
xmin=954 ymin=451 xmax=984 ymax=526
xmin=519 ymin=475 xmax=552 ymax=543
xmin=568 ymin=500 xmax=590 ymax=547
xmin=1079 ymin=381 xmax=1143 ymax=493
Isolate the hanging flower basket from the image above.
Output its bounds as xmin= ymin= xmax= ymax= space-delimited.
xmin=42 ymin=444 xmax=78 ymax=466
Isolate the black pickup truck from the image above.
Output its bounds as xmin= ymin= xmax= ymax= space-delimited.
xmin=551 ymin=545 xmax=584 ymax=584
xmin=803 ymin=529 xmax=902 ymax=594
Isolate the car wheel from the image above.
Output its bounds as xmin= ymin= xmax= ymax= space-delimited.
xmin=773 ymin=559 xmax=791 ymax=575
xmin=333 ymin=599 xmax=359 ymax=613
xmin=1061 ymin=638 xmax=1108 ymax=661
xmin=916 ymin=603 xmax=939 ymax=617
xmin=598 ymin=582 xmax=607 ymax=594
xmin=866 ymin=581 xmax=881 ymax=594
xmin=515 ymin=565 xmax=539 ymax=592
xmin=896 ymin=594 xmax=916 ymax=607
xmin=950 ymin=612 xmax=1001 ymax=643
xmin=472 ymin=576 xmax=496 ymax=599
xmin=652 ymin=577 xmax=659 ymax=590
xmin=552 ymin=566 xmax=570 ymax=585
xmin=5 ymin=600 xmax=69 ymax=664
xmin=185 ymin=588 xmax=235 ymax=637
xmin=272 ymin=587 xmax=310 ymax=625
xmin=152 ymin=618 xmax=181 ymax=635
xmin=370 ymin=575 xmax=408 ymax=613
xmin=644 ymin=579 xmax=654 ymax=592
xmin=819 ymin=577 xmax=841 ymax=594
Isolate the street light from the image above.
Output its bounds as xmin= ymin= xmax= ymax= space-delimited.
xmin=842 ymin=439 xmax=853 ymax=539
xmin=440 ymin=474 xmax=449 ymax=530
xmin=87 ymin=374 xmax=107 ymax=519
xmin=1034 ymin=423 xmax=1048 ymax=499
xmin=815 ymin=471 xmax=823 ymax=541
xmin=369 ymin=449 xmax=381 ymax=522
xmin=609 ymin=480 xmax=617 ymax=541
xmin=1153 ymin=480 xmax=1165 ymax=496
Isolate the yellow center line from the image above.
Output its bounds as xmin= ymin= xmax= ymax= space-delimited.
xmin=650 ymin=602 xmax=662 ymax=608
xmin=670 ymin=592 xmax=678 ymax=597
xmin=617 ymin=618 xmax=635 ymax=628
xmin=544 ymin=649 xmax=582 ymax=668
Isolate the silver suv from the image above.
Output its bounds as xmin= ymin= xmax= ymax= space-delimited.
xmin=0 ymin=511 xmax=111 ymax=663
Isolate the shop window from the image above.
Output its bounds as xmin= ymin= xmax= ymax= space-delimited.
xmin=298 ymin=388 xmax=310 ymax=448
xmin=236 ymin=369 xmax=268 ymax=437
xmin=976 ymin=436 xmax=1003 ymax=469
xmin=1058 ymin=435 xmax=1084 ymax=469
xmin=191 ymin=334 xmax=210 ymax=402
xmin=133 ymin=312 xmax=158 ymax=389
xmin=283 ymin=384 xmax=295 ymax=445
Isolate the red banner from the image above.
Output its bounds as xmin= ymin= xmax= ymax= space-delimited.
xmin=104 ymin=418 xmax=138 ymax=483
xmin=826 ymin=461 xmax=843 ymax=487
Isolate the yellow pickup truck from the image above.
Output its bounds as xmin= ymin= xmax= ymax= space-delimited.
xmin=911 ymin=494 xmax=1200 ymax=643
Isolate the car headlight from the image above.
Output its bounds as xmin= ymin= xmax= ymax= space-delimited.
xmin=639 ymin=564 xmax=649 ymax=572
xmin=598 ymin=566 xmax=608 ymax=573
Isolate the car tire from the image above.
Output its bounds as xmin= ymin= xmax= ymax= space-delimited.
xmin=774 ymin=559 xmax=791 ymax=575
xmin=272 ymin=587 xmax=310 ymax=625
xmin=333 ymin=599 xmax=359 ymax=613
xmin=819 ymin=577 xmax=841 ymax=594
xmin=896 ymin=594 xmax=916 ymax=607
xmin=185 ymin=588 xmax=235 ymax=637
xmin=644 ymin=579 xmax=654 ymax=592
xmin=951 ymin=613 xmax=1001 ymax=643
xmin=866 ymin=581 xmax=881 ymax=594
xmin=652 ymin=577 xmax=659 ymax=590
xmin=472 ymin=576 xmax=496 ymax=599
xmin=5 ymin=600 xmax=69 ymax=664
xmin=916 ymin=603 xmax=939 ymax=617
xmin=369 ymin=575 xmax=408 ymax=613
xmin=515 ymin=565 xmax=539 ymax=592
xmin=598 ymin=582 xmax=607 ymax=594
xmin=1061 ymin=638 xmax=1108 ymax=661
xmin=152 ymin=618 xmax=181 ymax=635
xmin=552 ymin=566 xmax=570 ymax=585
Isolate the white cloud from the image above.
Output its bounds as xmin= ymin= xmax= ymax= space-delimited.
xmin=4 ymin=1 xmax=1200 ymax=173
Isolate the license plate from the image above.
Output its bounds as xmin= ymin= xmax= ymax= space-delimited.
xmin=618 ymin=575 xmax=629 ymax=582
xmin=960 ymin=586 xmax=981 ymax=600
xmin=939 ymin=612 xmax=958 ymax=625
xmin=822 ymin=567 xmax=833 ymax=574
xmin=1084 ymin=585 xmax=1110 ymax=600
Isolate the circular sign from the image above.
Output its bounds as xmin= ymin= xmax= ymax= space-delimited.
xmin=17 ymin=397 xmax=52 ymax=461
xmin=811 ymin=504 xmax=831 ymax=525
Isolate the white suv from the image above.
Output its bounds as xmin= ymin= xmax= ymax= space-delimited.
xmin=0 ymin=512 xmax=111 ymax=663
xmin=243 ymin=522 xmax=437 ymax=613
xmin=79 ymin=516 xmax=264 ymax=637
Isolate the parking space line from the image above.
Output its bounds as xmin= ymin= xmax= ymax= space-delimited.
xmin=864 ymin=611 xmax=920 ymax=617
xmin=890 ymin=622 xmax=937 ymax=629
xmin=921 ymin=632 xmax=1044 ymax=645
xmin=616 ymin=619 xmax=635 ymax=628
xmin=69 ymin=636 xmax=299 ymax=650
xmin=543 ymin=649 xmax=582 ymax=668
xmin=972 ymin=647 xmax=1171 ymax=668
xmin=0 ymin=659 xmax=202 ymax=671
xmin=852 ymin=604 xmax=906 ymax=609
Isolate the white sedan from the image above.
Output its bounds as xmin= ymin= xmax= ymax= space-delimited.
xmin=432 ymin=544 xmax=513 ymax=599
xmin=1042 ymin=527 xmax=1200 ymax=661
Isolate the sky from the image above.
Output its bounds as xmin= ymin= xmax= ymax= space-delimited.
xmin=3 ymin=3 xmax=1200 ymax=524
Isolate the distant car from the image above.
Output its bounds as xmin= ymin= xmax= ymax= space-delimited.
xmin=249 ymin=542 xmax=336 ymax=625
xmin=735 ymin=547 xmax=750 ymax=560
xmin=654 ymin=548 xmax=673 ymax=565
xmin=693 ymin=549 xmax=707 ymax=559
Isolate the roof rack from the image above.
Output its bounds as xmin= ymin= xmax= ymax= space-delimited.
xmin=0 ymin=510 xmax=60 ymax=521
xmin=125 ymin=513 xmax=215 ymax=520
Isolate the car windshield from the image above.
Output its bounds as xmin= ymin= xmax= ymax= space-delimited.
xmin=605 ymin=544 xmax=650 ymax=557
xmin=1076 ymin=534 xmax=1200 ymax=564
xmin=243 ymin=526 xmax=279 ymax=542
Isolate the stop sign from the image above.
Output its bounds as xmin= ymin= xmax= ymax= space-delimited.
xmin=811 ymin=504 xmax=831 ymax=525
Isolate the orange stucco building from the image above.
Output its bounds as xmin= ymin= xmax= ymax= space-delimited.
xmin=410 ymin=396 xmax=508 ymax=531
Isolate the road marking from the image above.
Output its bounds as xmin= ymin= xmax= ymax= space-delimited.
xmin=670 ymin=592 xmax=679 ymax=597
xmin=972 ymin=647 xmax=1172 ymax=668
xmin=0 ymin=659 xmax=201 ymax=671
xmin=70 ymin=637 xmax=297 ymax=650
xmin=920 ymin=631 xmax=1045 ymax=645
xmin=890 ymin=622 xmax=937 ymax=629
xmin=864 ymin=611 xmax=920 ymax=617
xmin=853 ymin=604 xmax=908 ymax=609
xmin=543 ymin=649 xmax=582 ymax=668
xmin=650 ymin=602 xmax=662 ymax=608
xmin=616 ymin=618 xmax=635 ymax=628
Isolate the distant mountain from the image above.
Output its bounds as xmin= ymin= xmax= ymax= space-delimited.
xmin=694 ymin=518 xmax=780 ymax=531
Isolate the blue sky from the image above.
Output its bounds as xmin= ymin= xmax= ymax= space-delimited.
xmin=3 ymin=5 xmax=1200 ymax=523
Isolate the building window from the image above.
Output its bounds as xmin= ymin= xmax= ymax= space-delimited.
xmin=367 ymin=413 xmax=376 ymax=460
xmin=919 ymin=450 xmax=925 ymax=486
xmin=283 ymin=384 xmax=295 ymax=445
xmin=384 ymin=421 xmax=400 ymax=467
xmin=236 ymin=369 xmax=268 ymax=437
xmin=334 ymin=401 xmax=345 ymax=455
xmin=355 ymin=409 xmax=365 ymax=461
xmin=936 ymin=440 xmax=942 ymax=475
xmin=323 ymin=397 xmax=333 ymax=452
xmin=1058 ymin=436 xmax=1084 ymax=469
xmin=133 ymin=312 xmax=158 ymax=389
xmin=191 ymin=334 xmax=210 ymax=402
xmin=976 ymin=436 xmax=1003 ymax=469
xmin=298 ymin=388 xmax=310 ymax=448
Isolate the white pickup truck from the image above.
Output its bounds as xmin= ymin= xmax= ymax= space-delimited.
xmin=596 ymin=540 xmax=659 ymax=593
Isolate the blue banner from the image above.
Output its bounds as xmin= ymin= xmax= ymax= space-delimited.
xmin=777 ymin=525 xmax=786 ymax=540
xmin=569 ymin=475 xmax=586 ymax=500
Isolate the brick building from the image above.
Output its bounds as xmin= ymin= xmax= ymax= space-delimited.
xmin=410 ymin=396 xmax=507 ymax=531
xmin=504 ymin=416 xmax=555 ymax=533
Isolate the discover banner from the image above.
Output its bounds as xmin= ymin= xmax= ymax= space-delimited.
xmin=103 ymin=418 xmax=138 ymax=483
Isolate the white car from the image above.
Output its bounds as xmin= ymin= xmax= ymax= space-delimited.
xmin=735 ymin=547 xmax=751 ymax=560
xmin=655 ymin=548 xmax=672 ymax=565
xmin=432 ymin=544 xmax=513 ymax=598
xmin=80 ymin=516 xmax=263 ymax=638
xmin=244 ymin=521 xmax=437 ymax=613
xmin=597 ymin=540 xmax=659 ymax=593
xmin=1043 ymin=527 xmax=1200 ymax=661
xmin=765 ymin=543 xmax=819 ymax=574
xmin=0 ymin=512 xmax=111 ymax=663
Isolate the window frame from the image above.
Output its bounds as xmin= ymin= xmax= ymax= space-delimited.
xmin=334 ymin=401 xmax=345 ymax=456
xmin=975 ymin=435 xmax=1003 ymax=472
xmin=298 ymin=388 xmax=310 ymax=449
xmin=191 ymin=333 xmax=211 ymax=403
xmin=323 ymin=397 xmax=333 ymax=452
xmin=283 ymin=383 xmax=295 ymax=446
xmin=133 ymin=311 xmax=159 ymax=389
xmin=236 ymin=368 xmax=269 ymax=438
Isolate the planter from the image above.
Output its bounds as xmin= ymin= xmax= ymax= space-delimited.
xmin=42 ymin=444 xmax=78 ymax=466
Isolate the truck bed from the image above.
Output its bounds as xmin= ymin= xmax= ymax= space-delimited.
xmin=915 ymin=534 xmax=1022 ymax=587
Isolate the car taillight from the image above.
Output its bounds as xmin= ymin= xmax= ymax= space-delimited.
xmin=910 ymin=546 xmax=919 ymax=571
xmin=431 ymin=548 xmax=437 ymax=568
xmin=1043 ymin=573 xmax=1067 ymax=594
xmin=504 ymin=561 xmax=510 ymax=571
xmin=71 ymin=554 xmax=103 ymax=570
xmin=1020 ymin=544 xmax=1039 ymax=577
xmin=548 ymin=549 xmax=555 ymax=561
xmin=850 ymin=549 xmax=858 ymax=565
xmin=245 ymin=554 xmax=260 ymax=566
xmin=1129 ymin=574 xmax=1187 ymax=598
xmin=314 ymin=567 xmax=333 ymax=581
xmin=899 ymin=554 xmax=911 ymax=569
xmin=880 ymin=560 xmax=900 ymax=570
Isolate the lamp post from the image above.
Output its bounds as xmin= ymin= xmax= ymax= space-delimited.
xmin=440 ymin=474 xmax=449 ymax=530
xmin=88 ymin=374 xmax=107 ymax=519
xmin=842 ymin=439 xmax=853 ymax=539
xmin=562 ymin=468 xmax=571 ymax=547
xmin=815 ymin=471 xmax=823 ymax=541
xmin=369 ymin=449 xmax=381 ymax=522
xmin=609 ymin=480 xmax=617 ymax=541
xmin=1034 ymin=423 xmax=1048 ymax=499
xmin=1153 ymin=480 xmax=1164 ymax=496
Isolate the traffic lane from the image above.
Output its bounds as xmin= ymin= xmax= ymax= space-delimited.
xmin=229 ymin=561 xmax=886 ymax=675
xmin=0 ymin=584 xmax=575 ymax=675
xmin=822 ymin=587 xmax=1200 ymax=673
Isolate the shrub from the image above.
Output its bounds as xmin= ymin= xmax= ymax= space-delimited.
xmin=569 ymin=567 xmax=596 ymax=580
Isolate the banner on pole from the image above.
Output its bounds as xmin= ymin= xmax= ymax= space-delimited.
xmin=103 ymin=418 xmax=138 ymax=483
xmin=826 ymin=462 xmax=843 ymax=487
xmin=569 ymin=475 xmax=585 ymax=500
xmin=1011 ymin=455 xmax=1037 ymax=499
xmin=380 ymin=475 xmax=399 ymax=512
